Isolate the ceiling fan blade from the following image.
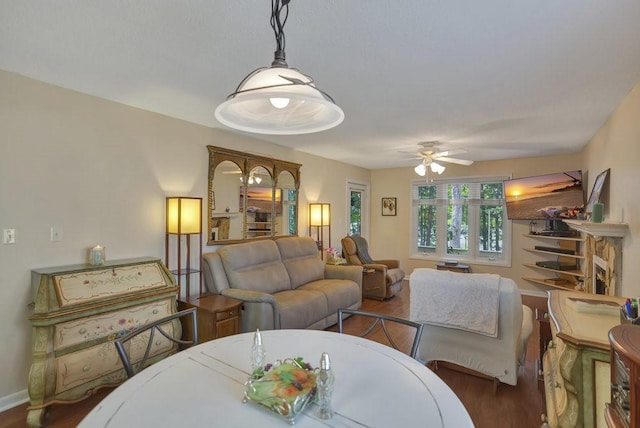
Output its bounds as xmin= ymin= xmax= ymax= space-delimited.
xmin=437 ymin=156 xmax=474 ymax=166
xmin=436 ymin=149 xmax=467 ymax=157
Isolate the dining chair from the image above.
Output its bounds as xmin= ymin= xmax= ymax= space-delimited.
xmin=115 ymin=308 xmax=198 ymax=378
xmin=337 ymin=308 xmax=424 ymax=360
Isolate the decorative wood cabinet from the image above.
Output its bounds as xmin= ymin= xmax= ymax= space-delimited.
xmin=27 ymin=257 xmax=178 ymax=427
xmin=543 ymin=290 xmax=625 ymax=427
xmin=605 ymin=325 xmax=640 ymax=428
xmin=178 ymin=293 xmax=241 ymax=343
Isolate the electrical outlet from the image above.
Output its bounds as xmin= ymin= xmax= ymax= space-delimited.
xmin=50 ymin=227 xmax=63 ymax=242
xmin=3 ymin=229 xmax=16 ymax=244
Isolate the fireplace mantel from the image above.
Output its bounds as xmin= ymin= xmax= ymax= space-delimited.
xmin=563 ymin=220 xmax=628 ymax=238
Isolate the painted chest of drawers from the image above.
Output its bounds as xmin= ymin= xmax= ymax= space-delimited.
xmin=543 ymin=290 xmax=625 ymax=428
xmin=27 ymin=257 xmax=178 ymax=427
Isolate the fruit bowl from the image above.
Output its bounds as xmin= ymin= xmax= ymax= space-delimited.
xmin=243 ymin=358 xmax=317 ymax=424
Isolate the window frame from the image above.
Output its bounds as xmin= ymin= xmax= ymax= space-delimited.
xmin=409 ymin=175 xmax=512 ymax=267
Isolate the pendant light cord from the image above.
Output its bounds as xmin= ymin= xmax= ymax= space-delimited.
xmin=271 ymin=0 xmax=289 ymax=66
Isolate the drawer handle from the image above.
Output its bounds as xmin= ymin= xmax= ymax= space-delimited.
xmin=228 ymin=311 xmax=234 ymax=316
xmin=153 ymin=309 xmax=159 ymax=314
xmin=79 ymin=327 xmax=87 ymax=334
xmin=82 ymin=365 xmax=91 ymax=372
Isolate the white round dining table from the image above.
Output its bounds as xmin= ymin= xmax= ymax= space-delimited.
xmin=79 ymin=329 xmax=473 ymax=427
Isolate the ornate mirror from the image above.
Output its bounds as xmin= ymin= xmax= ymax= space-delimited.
xmin=207 ymin=146 xmax=300 ymax=245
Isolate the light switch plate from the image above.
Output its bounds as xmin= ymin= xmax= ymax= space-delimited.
xmin=3 ymin=229 xmax=16 ymax=244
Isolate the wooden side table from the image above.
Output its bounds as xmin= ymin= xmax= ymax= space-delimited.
xmin=436 ymin=262 xmax=471 ymax=273
xmin=178 ymin=293 xmax=242 ymax=343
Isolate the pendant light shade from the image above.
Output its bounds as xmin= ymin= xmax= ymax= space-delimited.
xmin=215 ymin=0 xmax=344 ymax=135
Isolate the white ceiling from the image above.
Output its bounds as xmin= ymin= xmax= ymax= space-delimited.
xmin=2 ymin=1 xmax=640 ymax=169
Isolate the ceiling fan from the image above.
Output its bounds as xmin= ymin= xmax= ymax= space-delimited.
xmin=412 ymin=142 xmax=474 ymax=176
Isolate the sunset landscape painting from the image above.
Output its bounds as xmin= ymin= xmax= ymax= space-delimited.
xmin=504 ymin=171 xmax=584 ymax=220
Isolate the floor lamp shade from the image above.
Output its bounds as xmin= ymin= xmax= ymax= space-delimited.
xmin=167 ymin=197 xmax=202 ymax=234
xmin=309 ymin=203 xmax=330 ymax=259
xmin=309 ymin=203 xmax=330 ymax=227
xmin=165 ymin=197 xmax=203 ymax=298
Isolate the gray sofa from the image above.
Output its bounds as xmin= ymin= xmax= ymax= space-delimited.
xmin=202 ymin=236 xmax=363 ymax=333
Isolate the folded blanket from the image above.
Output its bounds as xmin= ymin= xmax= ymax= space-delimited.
xmin=349 ymin=235 xmax=375 ymax=265
xmin=410 ymin=268 xmax=501 ymax=337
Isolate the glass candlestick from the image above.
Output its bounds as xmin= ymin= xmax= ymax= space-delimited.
xmin=251 ymin=329 xmax=266 ymax=374
xmin=316 ymin=352 xmax=334 ymax=419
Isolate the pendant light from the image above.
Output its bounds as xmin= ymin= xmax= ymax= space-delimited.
xmin=215 ymin=0 xmax=344 ymax=135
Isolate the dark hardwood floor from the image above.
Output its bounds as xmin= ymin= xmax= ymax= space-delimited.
xmin=1 ymin=283 xmax=546 ymax=428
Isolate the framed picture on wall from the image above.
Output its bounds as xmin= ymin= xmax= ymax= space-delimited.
xmin=382 ymin=197 xmax=397 ymax=216
xmin=585 ymin=168 xmax=610 ymax=214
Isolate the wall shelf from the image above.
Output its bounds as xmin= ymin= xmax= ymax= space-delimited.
xmin=522 ymin=233 xmax=584 ymax=292
xmin=523 ymin=233 xmax=584 ymax=242
xmin=524 ymin=248 xmax=584 ymax=260
xmin=563 ymin=220 xmax=628 ymax=238
xmin=523 ymin=263 xmax=584 ymax=278
xmin=523 ymin=277 xmax=581 ymax=292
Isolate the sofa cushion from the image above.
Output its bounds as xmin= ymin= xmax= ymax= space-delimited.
xmin=275 ymin=237 xmax=324 ymax=289
xmin=273 ymin=289 xmax=328 ymax=329
xmin=218 ymin=239 xmax=291 ymax=294
xmin=298 ymin=279 xmax=361 ymax=315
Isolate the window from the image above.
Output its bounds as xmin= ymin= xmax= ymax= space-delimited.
xmin=347 ymin=181 xmax=368 ymax=239
xmin=284 ymin=188 xmax=297 ymax=235
xmin=411 ymin=176 xmax=510 ymax=265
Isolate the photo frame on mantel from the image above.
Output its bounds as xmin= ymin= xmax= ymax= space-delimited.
xmin=585 ymin=168 xmax=609 ymax=214
xmin=382 ymin=197 xmax=397 ymax=216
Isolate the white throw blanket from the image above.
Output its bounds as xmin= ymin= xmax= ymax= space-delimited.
xmin=410 ymin=268 xmax=501 ymax=337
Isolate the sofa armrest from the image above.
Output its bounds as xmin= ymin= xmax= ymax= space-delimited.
xmin=324 ymin=265 xmax=363 ymax=290
xmin=363 ymin=263 xmax=389 ymax=273
xmin=374 ymin=259 xmax=399 ymax=269
xmin=220 ymin=289 xmax=281 ymax=330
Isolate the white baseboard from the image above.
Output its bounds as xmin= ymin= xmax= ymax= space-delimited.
xmin=0 ymin=389 xmax=28 ymax=413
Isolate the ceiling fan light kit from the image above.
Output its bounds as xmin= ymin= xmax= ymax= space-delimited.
xmin=412 ymin=142 xmax=474 ymax=176
xmin=215 ymin=0 xmax=344 ymax=135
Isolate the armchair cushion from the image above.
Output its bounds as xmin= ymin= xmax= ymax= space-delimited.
xmin=218 ymin=239 xmax=291 ymax=294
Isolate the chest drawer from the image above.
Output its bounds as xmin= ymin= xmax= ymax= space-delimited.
xmin=55 ymin=341 xmax=123 ymax=393
xmin=54 ymin=299 xmax=173 ymax=351
xmin=53 ymin=263 xmax=169 ymax=307
xmin=54 ymin=322 xmax=177 ymax=394
xmin=216 ymin=306 xmax=239 ymax=321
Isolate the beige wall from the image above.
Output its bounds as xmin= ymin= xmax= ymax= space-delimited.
xmin=582 ymin=80 xmax=640 ymax=297
xmin=368 ymin=80 xmax=640 ymax=299
xmin=0 ymin=70 xmax=368 ymax=403
xmin=2 ymin=67 xmax=639 ymax=406
xmin=369 ymin=154 xmax=583 ymax=294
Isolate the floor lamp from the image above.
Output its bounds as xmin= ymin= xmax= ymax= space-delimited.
xmin=309 ymin=203 xmax=330 ymax=259
xmin=165 ymin=197 xmax=202 ymax=298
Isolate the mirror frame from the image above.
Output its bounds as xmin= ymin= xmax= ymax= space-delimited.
xmin=207 ymin=145 xmax=301 ymax=245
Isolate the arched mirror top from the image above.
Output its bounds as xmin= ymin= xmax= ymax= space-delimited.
xmin=207 ymin=145 xmax=301 ymax=245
